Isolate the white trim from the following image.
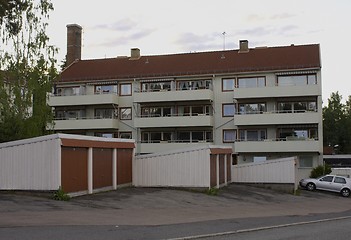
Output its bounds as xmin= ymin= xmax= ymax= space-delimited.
xmin=88 ymin=147 xmax=93 ymax=194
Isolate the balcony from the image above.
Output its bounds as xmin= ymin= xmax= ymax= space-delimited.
xmin=138 ymin=141 xmax=212 ymax=153
xmin=234 ymin=84 xmax=321 ymax=99
xmin=48 ymin=93 xmax=119 ymax=107
xmin=51 ymin=117 xmax=119 ymax=130
xmin=134 ymin=114 xmax=214 ymax=128
xmin=234 ymin=111 xmax=320 ymax=126
xmin=234 ymin=138 xmax=320 ymax=153
xmin=134 ymin=88 xmax=213 ymax=103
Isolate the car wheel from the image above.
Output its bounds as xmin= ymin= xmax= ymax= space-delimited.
xmin=341 ymin=188 xmax=350 ymax=197
xmin=306 ymin=183 xmax=316 ymax=191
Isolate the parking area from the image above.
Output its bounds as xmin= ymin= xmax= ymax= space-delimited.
xmin=1 ymin=184 xmax=351 ymax=227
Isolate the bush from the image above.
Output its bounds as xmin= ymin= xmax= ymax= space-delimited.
xmin=53 ymin=186 xmax=70 ymax=201
xmin=310 ymin=165 xmax=332 ymax=178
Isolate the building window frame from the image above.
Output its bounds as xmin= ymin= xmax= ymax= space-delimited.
xmin=120 ymin=107 xmax=132 ymax=120
xmin=237 ymin=76 xmax=266 ymax=88
xmin=223 ymin=129 xmax=236 ymax=143
xmin=222 ymin=103 xmax=235 ymax=117
xmin=120 ymin=83 xmax=132 ymax=96
xmin=222 ymin=78 xmax=235 ymax=91
xmin=119 ymin=132 xmax=132 ymax=139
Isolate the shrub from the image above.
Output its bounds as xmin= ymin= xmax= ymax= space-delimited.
xmin=206 ymin=187 xmax=219 ymax=196
xmin=310 ymin=165 xmax=332 ymax=178
xmin=53 ymin=186 xmax=70 ymax=201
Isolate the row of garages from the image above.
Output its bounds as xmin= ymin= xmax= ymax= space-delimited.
xmin=0 ymin=134 xmax=232 ymax=195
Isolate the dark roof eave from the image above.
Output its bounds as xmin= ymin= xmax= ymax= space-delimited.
xmin=59 ymin=64 xmax=321 ymax=83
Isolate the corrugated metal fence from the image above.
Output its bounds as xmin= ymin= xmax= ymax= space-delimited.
xmin=133 ymin=148 xmax=211 ymax=188
xmin=0 ymin=137 xmax=60 ymax=190
xmin=231 ymin=157 xmax=297 ymax=184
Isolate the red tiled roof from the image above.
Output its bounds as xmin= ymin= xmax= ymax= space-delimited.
xmin=59 ymin=44 xmax=321 ymax=82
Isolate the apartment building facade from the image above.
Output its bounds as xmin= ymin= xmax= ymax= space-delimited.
xmin=49 ymin=24 xmax=323 ymax=167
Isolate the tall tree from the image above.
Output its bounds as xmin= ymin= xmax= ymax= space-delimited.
xmin=323 ymin=92 xmax=351 ymax=153
xmin=0 ymin=0 xmax=58 ymax=143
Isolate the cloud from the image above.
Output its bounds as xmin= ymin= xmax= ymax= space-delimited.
xmin=246 ymin=14 xmax=266 ymax=22
xmin=90 ymin=29 xmax=155 ymax=48
xmin=93 ymin=19 xmax=138 ymax=31
xmin=175 ymin=32 xmax=222 ymax=51
xmin=270 ymin=13 xmax=296 ymax=20
xmin=246 ymin=13 xmax=296 ymax=22
xmin=234 ymin=27 xmax=274 ymax=37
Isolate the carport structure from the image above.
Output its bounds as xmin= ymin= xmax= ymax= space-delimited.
xmin=0 ymin=134 xmax=135 ymax=196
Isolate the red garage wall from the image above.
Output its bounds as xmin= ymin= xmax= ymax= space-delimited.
xmin=61 ymin=147 xmax=88 ymax=193
xmin=117 ymin=148 xmax=133 ymax=185
xmin=93 ymin=148 xmax=113 ymax=189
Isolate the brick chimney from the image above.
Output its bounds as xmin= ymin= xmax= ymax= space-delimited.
xmin=239 ymin=40 xmax=249 ymax=53
xmin=66 ymin=24 xmax=82 ymax=66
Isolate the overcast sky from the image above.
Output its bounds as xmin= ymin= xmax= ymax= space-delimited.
xmin=47 ymin=0 xmax=351 ymax=104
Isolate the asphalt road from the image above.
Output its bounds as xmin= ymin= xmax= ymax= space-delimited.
xmin=1 ymin=184 xmax=351 ymax=240
xmin=198 ymin=216 xmax=351 ymax=240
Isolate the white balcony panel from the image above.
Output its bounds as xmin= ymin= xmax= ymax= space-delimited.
xmin=48 ymin=94 xmax=119 ymax=107
xmin=234 ymin=140 xmax=320 ymax=153
xmin=234 ymin=85 xmax=321 ymax=99
xmin=134 ymin=115 xmax=213 ymax=128
xmin=134 ymin=89 xmax=213 ymax=103
xmin=234 ymin=112 xmax=320 ymax=126
xmin=139 ymin=142 xmax=211 ymax=153
xmin=52 ymin=118 xmax=119 ymax=130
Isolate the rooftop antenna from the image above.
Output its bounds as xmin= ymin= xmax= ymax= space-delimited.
xmin=222 ymin=31 xmax=226 ymax=50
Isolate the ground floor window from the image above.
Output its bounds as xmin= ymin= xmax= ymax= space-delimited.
xmin=299 ymin=156 xmax=313 ymax=168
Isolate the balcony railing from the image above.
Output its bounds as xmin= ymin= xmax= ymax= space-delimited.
xmin=234 ymin=137 xmax=320 ymax=153
xmin=134 ymin=87 xmax=214 ymax=103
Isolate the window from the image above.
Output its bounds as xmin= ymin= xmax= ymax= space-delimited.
xmin=119 ymin=132 xmax=132 ymax=139
xmin=223 ymin=130 xmax=236 ymax=142
xmin=120 ymin=83 xmax=132 ymax=96
xmin=57 ymin=86 xmax=84 ymax=96
xmin=239 ymin=129 xmax=266 ymax=141
xmin=223 ymin=104 xmax=235 ymax=117
xmin=222 ymin=78 xmax=235 ymax=91
xmin=56 ymin=109 xmax=85 ymax=119
xmin=95 ymin=132 xmax=116 ymax=138
xmin=178 ymin=132 xmax=191 ymax=142
xmin=334 ymin=177 xmax=346 ymax=184
xmin=142 ymin=81 xmax=172 ymax=92
xmin=178 ymin=105 xmax=211 ymax=116
xmin=120 ymin=107 xmax=132 ymax=120
xmin=141 ymin=106 xmax=173 ymax=117
xmin=238 ymin=77 xmax=265 ymax=88
xmin=320 ymin=176 xmax=333 ymax=182
xmin=95 ymin=85 xmax=117 ymax=94
xmin=238 ymin=103 xmax=266 ymax=114
xmin=278 ymin=101 xmax=317 ymax=113
xmin=277 ymin=74 xmax=317 ymax=86
xmin=278 ymin=126 xmax=318 ymax=140
xmin=95 ymin=108 xmax=115 ymax=119
xmin=178 ymin=80 xmax=212 ymax=90
xmin=299 ymin=156 xmax=313 ymax=168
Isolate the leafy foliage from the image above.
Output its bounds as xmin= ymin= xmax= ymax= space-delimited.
xmin=53 ymin=186 xmax=70 ymax=201
xmin=323 ymin=92 xmax=351 ymax=153
xmin=0 ymin=0 xmax=58 ymax=143
xmin=310 ymin=165 xmax=332 ymax=178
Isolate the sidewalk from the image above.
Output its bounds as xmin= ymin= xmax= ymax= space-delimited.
xmin=1 ymin=184 xmax=350 ymax=227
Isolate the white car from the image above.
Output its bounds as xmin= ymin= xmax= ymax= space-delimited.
xmin=299 ymin=175 xmax=351 ymax=197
